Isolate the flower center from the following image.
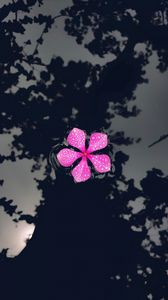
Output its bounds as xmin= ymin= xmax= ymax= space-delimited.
xmin=83 ymin=150 xmax=89 ymax=157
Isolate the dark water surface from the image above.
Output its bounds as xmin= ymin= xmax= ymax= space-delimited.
xmin=0 ymin=1 xmax=168 ymax=299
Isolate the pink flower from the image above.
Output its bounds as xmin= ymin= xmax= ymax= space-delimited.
xmin=56 ymin=128 xmax=112 ymax=183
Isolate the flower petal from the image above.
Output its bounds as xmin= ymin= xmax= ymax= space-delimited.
xmin=88 ymin=154 xmax=111 ymax=173
xmin=87 ymin=132 xmax=108 ymax=153
xmin=71 ymin=157 xmax=91 ymax=183
xmin=67 ymin=128 xmax=86 ymax=151
xmin=57 ymin=148 xmax=82 ymax=167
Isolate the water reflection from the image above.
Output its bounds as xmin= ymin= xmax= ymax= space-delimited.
xmin=0 ymin=213 xmax=35 ymax=257
xmin=0 ymin=0 xmax=168 ymax=299
xmin=0 ymin=129 xmax=44 ymax=255
xmin=111 ymin=52 xmax=168 ymax=186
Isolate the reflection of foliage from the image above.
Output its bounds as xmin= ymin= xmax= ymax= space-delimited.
xmin=0 ymin=0 xmax=168 ymax=299
xmin=0 ymin=197 xmax=17 ymax=217
xmin=62 ymin=0 xmax=168 ymax=71
xmin=112 ymin=166 xmax=168 ymax=259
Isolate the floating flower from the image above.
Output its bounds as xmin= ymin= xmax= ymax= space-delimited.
xmin=56 ymin=128 xmax=112 ymax=183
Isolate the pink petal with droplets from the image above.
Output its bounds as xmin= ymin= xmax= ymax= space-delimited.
xmin=71 ymin=157 xmax=91 ymax=183
xmin=57 ymin=148 xmax=82 ymax=167
xmin=89 ymin=154 xmax=111 ymax=173
xmin=67 ymin=128 xmax=86 ymax=151
xmin=87 ymin=132 xmax=108 ymax=153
